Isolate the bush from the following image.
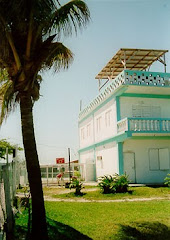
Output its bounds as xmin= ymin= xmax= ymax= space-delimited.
xmin=98 ymin=175 xmax=116 ymax=194
xmin=114 ymin=174 xmax=129 ymax=193
xmin=70 ymin=177 xmax=83 ymax=195
xmin=98 ymin=174 xmax=129 ymax=194
xmin=164 ymin=173 xmax=170 ymax=187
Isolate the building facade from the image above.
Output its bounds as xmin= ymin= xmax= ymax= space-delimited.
xmin=78 ymin=48 xmax=170 ymax=184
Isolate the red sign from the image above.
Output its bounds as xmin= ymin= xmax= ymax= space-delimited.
xmin=56 ymin=158 xmax=65 ymax=164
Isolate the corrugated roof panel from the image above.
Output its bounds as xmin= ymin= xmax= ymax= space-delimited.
xmin=96 ymin=48 xmax=168 ymax=79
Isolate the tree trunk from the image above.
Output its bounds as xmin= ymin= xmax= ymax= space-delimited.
xmin=20 ymin=92 xmax=48 ymax=240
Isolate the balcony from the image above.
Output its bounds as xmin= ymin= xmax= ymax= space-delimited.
xmin=79 ymin=70 xmax=170 ymax=122
xmin=117 ymin=118 xmax=170 ymax=134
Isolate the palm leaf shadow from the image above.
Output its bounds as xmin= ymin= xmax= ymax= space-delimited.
xmin=15 ymin=217 xmax=92 ymax=240
xmin=46 ymin=217 xmax=92 ymax=240
xmin=115 ymin=221 xmax=170 ymax=240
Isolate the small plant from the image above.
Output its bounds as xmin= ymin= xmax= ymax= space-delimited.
xmin=164 ymin=173 xmax=170 ymax=187
xmin=98 ymin=175 xmax=116 ymax=194
xmin=113 ymin=173 xmax=129 ymax=193
xmin=70 ymin=177 xmax=83 ymax=195
xmin=98 ymin=174 xmax=129 ymax=194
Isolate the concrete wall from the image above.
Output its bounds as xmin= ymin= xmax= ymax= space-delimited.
xmin=79 ymin=115 xmax=94 ymax=149
xmin=120 ymin=97 xmax=170 ymax=119
xmin=79 ymin=149 xmax=96 ymax=181
xmin=95 ymin=142 xmax=119 ymax=179
xmin=79 ymin=141 xmax=119 ymax=181
xmin=79 ymin=98 xmax=117 ymax=149
xmin=123 ymin=139 xmax=170 ymax=183
xmin=94 ymin=99 xmax=117 ymax=143
xmin=79 ymin=149 xmax=94 ymax=164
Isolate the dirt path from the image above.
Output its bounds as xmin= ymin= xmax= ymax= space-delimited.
xmin=44 ymin=196 xmax=170 ymax=202
xmin=17 ymin=187 xmax=170 ymax=203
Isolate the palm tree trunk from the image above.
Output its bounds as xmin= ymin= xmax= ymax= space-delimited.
xmin=20 ymin=92 xmax=48 ymax=240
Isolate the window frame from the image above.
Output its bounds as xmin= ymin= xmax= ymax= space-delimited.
xmin=149 ymin=148 xmax=170 ymax=171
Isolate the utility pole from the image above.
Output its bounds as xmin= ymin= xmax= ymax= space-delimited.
xmin=68 ymin=148 xmax=71 ymax=183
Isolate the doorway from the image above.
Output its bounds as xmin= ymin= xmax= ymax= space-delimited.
xmin=85 ymin=159 xmax=96 ymax=181
xmin=123 ymin=152 xmax=136 ymax=183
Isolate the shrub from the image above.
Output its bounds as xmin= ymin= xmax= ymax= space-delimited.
xmin=113 ymin=174 xmax=129 ymax=193
xmin=70 ymin=177 xmax=83 ymax=195
xmin=98 ymin=174 xmax=129 ymax=194
xmin=98 ymin=175 xmax=116 ymax=194
xmin=164 ymin=173 xmax=170 ymax=187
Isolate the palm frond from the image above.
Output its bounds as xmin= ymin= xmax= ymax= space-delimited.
xmin=43 ymin=42 xmax=73 ymax=71
xmin=0 ymin=69 xmax=9 ymax=84
xmin=33 ymin=41 xmax=73 ymax=73
xmin=0 ymin=80 xmax=18 ymax=125
xmin=52 ymin=0 xmax=90 ymax=37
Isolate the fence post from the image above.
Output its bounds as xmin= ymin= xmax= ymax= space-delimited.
xmin=2 ymin=165 xmax=14 ymax=235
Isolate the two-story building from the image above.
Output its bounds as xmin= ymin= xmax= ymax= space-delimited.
xmin=78 ymin=48 xmax=170 ymax=184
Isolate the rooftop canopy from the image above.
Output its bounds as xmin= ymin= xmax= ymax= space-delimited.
xmin=95 ymin=48 xmax=168 ymax=80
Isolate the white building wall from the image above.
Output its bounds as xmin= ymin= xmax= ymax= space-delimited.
xmin=79 ymin=98 xmax=117 ymax=149
xmin=94 ymin=99 xmax=117 ymax=143
xmin=95 ymin=142 xmax=119 ymax=179
xmin=79 ymin=116 xmax=94 ymax=149
xmin=120 ymin=97 xmax=170 ymax=119
xmin=123 ymin=139 xmax=170 ymax=183
xmin=79 ymin=149 xmax=96 ymax=181
xmin=79 ymin=149 xmax=94 ymax=164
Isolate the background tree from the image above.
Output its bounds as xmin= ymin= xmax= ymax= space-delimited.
xmin=0 ymin=139 xmax=18 ymax=159
xmin=0 ymin=0 xmax=90 ymax=239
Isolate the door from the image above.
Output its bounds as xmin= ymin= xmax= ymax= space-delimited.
xmin=123 ymin=152 xmax=136 ymax=183
xmin=85 ymin=159 xmax=96 ymax=181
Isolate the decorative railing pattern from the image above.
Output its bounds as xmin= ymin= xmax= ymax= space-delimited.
xmin=124 ymin=70 xmax=170 ymax=87
xmin=117 ymin=118 xmax=170 ymax=133
xmin=79 ymin=70 xmax=170 ymax=122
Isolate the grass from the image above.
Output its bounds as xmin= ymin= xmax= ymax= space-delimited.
xmin=15 ymin=200 xmax=170 ymax=240
xmin=42 ymin=186 xmax=170 ymax=200
xmin=15 ymin=186 xmax=170 ymax=239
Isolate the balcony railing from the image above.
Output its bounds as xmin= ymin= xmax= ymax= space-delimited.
xmin=117 ymin=118 xmax=170 ymax=133
xmin=79 ymin=70 xmax=170 ymax=122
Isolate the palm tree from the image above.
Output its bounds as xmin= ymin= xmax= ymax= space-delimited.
xmin=0 ymin=0 xmax=90 ymax=239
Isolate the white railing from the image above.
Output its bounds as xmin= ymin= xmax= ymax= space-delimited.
xmin=117 ymin=118 xmax=170 ymax=133
xmin=117 ymin=118 xmax=129 ymax=133
xmin=79 ymin=70 xmax=170 ymax=122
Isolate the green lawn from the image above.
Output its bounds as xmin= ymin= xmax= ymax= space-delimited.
xmin=43 ymin=186 xmax=170 ymax=200
xmin=15 ymin=200 xmax=170 ymax=240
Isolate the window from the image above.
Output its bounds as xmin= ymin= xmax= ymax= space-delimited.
xmin=149 ymin=148 xmax=170 ymax=170
xmin=105 ymin=110 xmax=111 ymax=127
xmin=96 ymin=117 xmax=102 ymax=133
xmin=149 ymin=149 xmax=159 ymax=170
xmin=132 ymin=105 xmax=142 ymax=117
xmin=87 ymin=124 xmax=91 ymax=137
xmin=159 ymin=149 xmax=170 ymax=170
xmin=132 ymin=104 xmax=161 ymax=118
xmin=142 ymin=105 xmax=151 ymax=117
xmin=152 ymin=106 xmax=161 ymax=118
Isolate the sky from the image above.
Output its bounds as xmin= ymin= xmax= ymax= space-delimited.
xmin=1 ymin=0 xmax=170 ymax=164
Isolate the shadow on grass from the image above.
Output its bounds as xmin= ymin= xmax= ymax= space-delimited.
xmin=115 ymin=222 xmax=170 ymax=240
xmin=127 ymin=190 xmax=133 ymax=194
xmin=15 ymin=217 xmax=92 ymax=240
xmin=47 ymin=217 xmax=92 ymax=240
xmin=145 ymin=185 xmax=166 ymax=188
